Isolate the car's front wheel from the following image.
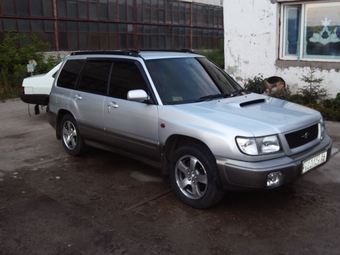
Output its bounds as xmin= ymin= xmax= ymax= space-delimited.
xmin=169 ymin=144 xmax=225 ymax=209
xmin=60 ymin=114 xmax=88 ymax=156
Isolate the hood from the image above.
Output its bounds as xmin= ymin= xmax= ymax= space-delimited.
xmin=171 ymin=93 xmax=321 ymax=137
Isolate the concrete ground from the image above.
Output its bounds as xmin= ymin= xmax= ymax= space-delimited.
xmin=1 ymin=98 xmax=340 ymax=255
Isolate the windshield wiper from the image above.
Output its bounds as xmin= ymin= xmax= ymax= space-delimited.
xmin=198 ymin=89 xmax=246 ymax=102
xmin=229 ymin=89 xmax=246 ymax=97
xmin=197 ymin=93 xmax=227 ymax=102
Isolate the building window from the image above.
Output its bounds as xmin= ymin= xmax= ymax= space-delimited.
xmin=0 ymin=0 xmax=223 ymax=51
xmin=281 ymin=2 xmax=340 ymax=62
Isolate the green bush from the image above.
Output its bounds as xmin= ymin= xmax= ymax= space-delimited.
xmin=322 ymin=93 xmax=340 ymax=109
xmin=243 ymin=74 xmax=265 ymax=94
xmin=306 ymin=103 xmax=340 ymax=122
xmin=270 ymin=86 xmax=293 ymax=101
xmin=286 ymin=93 xmax=306 ymax=104
xmin=0 ymin=29 xmax=58 ymax=99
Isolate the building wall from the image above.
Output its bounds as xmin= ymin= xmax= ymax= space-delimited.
xmin=224 ymin=0 xmax=340 ymax=98
xmin=0 ymin=0 xmax=223 ymax=52
xmin=182 ymin=0 xmax=223 ymax=7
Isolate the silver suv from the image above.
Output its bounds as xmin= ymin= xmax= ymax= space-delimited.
xmin=47 ymin=50 xmax=332 ymax=208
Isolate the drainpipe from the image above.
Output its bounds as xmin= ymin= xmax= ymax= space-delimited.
xmin=52 ymin=0 xmax=59 ymax=51
xmin=190 ymin=3 xmax=193 ymax=49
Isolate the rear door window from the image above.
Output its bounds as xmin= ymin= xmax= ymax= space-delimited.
xmin=77 ymin=61 xmax=112 ymax=95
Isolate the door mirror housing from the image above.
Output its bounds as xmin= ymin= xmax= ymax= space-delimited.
xmin=127 ymin=89 xmax=150 ymax=103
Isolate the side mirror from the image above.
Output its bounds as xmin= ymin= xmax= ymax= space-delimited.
xmin=127 ymin=89 xmax=150 ymax=103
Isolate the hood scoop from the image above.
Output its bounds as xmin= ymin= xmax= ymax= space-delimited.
xmin=240 ymin=99 xmax=266 ymax=107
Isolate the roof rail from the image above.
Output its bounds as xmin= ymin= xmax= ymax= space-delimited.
xmin=70 ymin=50 xmax=140 ymax=57
xmin=69 ymin=49 xmax=195 ymax=57
xmin=180 ymin=49 xmax=195 ymax=53
xmin=136 ymin=49 xmax=195 ymax=53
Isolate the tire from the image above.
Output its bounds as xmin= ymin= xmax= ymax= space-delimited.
xmin=60 ymin=114 xmax=88 ymax=156
xmin=169 ymin=143 xmax=225 ymax=209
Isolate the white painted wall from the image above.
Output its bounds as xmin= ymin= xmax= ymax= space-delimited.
xmin=224 ymin=0 xmax=340 ymax=98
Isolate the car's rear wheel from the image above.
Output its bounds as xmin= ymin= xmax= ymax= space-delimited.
xmin=60 ymin=114 xmax=88 ymax=156
xmin=169 ymin=143 xmax=225 ymax=209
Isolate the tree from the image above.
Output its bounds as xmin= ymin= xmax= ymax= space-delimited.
xmin=0 ymin=29 xmax=58 ymax=98
xmin=298 ymin=67 xmax=328 ymax=104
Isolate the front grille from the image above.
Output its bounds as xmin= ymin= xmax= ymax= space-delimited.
xmin=285 ymin=124 xmax=318 ymax=149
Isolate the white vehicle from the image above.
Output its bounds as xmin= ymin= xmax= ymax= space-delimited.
xmin=20 ymin=63 xmax=61 ymax=114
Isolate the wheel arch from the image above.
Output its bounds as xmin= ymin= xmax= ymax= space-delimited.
xmin=167 ymin=137 xmax=225 ymax=208
xmin=55 ymin=109 xmax=74 ymax=140
xmin=162 ymin=135 xmax=214 ymax=176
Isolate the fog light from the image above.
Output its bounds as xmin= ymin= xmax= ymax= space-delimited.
xmin=267 ymin=172 xmax=283 ymax=187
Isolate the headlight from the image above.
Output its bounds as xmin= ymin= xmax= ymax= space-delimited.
xmin=235 ymin=137 xmax=258 ymax=155
xmin=236 ymin=135 xmax=281 ymax=155
xmin=261 ymin=136 xmax=280 ymax=153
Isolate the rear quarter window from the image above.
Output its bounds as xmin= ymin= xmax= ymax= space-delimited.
xmin=57 ymin=60 xmax=85 ymax=89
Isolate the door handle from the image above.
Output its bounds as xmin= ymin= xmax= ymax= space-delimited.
xmin=107 ymin=101 xmax=118 ymax=112
xmin=74 ymin=94 xmax=82 ymax=100
xmin=107 ymin=102 xmax=118 ymax=108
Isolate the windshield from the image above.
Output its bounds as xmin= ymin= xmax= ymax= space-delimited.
xmin=145 ymin=57 xmax=243 ymax=105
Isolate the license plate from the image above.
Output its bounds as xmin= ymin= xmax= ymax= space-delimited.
xmin=302 ymin=151 xmax=327 ymax=174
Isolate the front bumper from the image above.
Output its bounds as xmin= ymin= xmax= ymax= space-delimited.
xmin=217 ymin=135 xmax=332 ymax=190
